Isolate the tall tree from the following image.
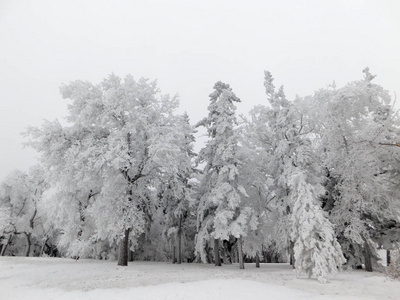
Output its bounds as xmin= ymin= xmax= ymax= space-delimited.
xmin=300 ymin=68 xmax=400 ymax=271
xmin=159 ymin=113 xmax=197 ymax=264
xmin=26 ymin=75 xmax=182 ymax=265
xmin=195 ymin=82 xmax=250 ymax=269
xmin=241 ymin=71 xmax=306 ymax=262
xmin=240 ymin=71 xmax=342 ymax=271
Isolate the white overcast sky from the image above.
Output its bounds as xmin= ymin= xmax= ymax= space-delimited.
xmin=0 ymin=0 xmax=399 ymax=181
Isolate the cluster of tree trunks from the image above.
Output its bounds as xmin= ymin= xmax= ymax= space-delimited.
xmin=116 ymin=230 xmax=391 ymax=272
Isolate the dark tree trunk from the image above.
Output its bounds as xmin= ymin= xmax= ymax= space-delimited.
xmin=25 ymin=233 xmax=31 ymax=257
xmin=1 ymin=244 xmax=7 ymax=256
xmin=129 ymin=250 xmax=134 ymax=262
xmin=1 ymin=243 xmax=7 ymax=256
xmin=214 ymin=238 xmax=221 ymax=266
xmin=238 ymin=236 xmax=244 ymax=269
xmin=177 ymin=215 xmax=182 ymax=264
xmin=172 ymin=245 xmax=176 ymax=264
xmin=266 ymin=252 xmax=272 ymax=263
xmin=206 ymin=242 xmax=213 ymax=263
xmin=290 ymin=241 xmax=295 ymax=269
xmin=255 ymin=252 xmax=260 ymax=268
xmin=387 ymin=250 xmax=391 ymax=266
xmin=363 ymin=236 xmax=373 ymax=272
xmin=223 ymin=240 xmax=232 ymax=264
xmin=1 ymin=235 xmax=12 ymax=256
xmin=118 ymin=228 xmax=130 ymax=266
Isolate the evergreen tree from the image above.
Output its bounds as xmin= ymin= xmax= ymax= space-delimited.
xmin=289 ymin=171 xmax=345 ymax=283
xmin=241 ymin=71 xmax=307 ymax=261
xmin=195 ymin=82 xmax=250 ymax=269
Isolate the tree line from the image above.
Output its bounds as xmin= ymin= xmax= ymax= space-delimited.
xmin=1 ymin=68 xmax=399 ymax=283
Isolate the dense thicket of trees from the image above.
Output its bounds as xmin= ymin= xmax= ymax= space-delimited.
xmin=1 ymin=69 xmax=400 ymax=283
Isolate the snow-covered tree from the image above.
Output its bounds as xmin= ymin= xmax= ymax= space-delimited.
xmin=300 ymin=68 xmax=400 ymax=271
xmin=195 ymin=81 xmax=250 ymax=269
xmin=235 ymin=114 xmax=274 ymax=265
xmin=289 ymin=171 xmax=345 ymax=283
xmin=239 ymin=71 xmax=345 ymax=276
xmin=157 ymin=113 xmax=197 ymax=263
xmin=0 ymin=166 xmax=49 ymax=256
xmin=131 ymin=113 xmax=197 ymax=263
xmin=26 ymin=74 xmax=183 ymax=265
xmin=42 ymin=171 xmax=105 ymax=259
xmin=240 ymin=71 xmax=309 ymax=262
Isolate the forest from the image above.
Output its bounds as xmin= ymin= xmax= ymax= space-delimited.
xmin=1 ymin=68 xmax=400 ymax=283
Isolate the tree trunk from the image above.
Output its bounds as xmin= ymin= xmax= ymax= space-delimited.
xmin=172 ymin=245 xmax=176 ymax=264
xmin=266 ymin=251 xmax=272 ymax=263
xmin=290 ymin=241 xmax=295 ymax=269
xmin=206 ymin=242 xmax=213 ymax=263
xmin=255 ymin=252 xmax=260 ymax=268
xmin=25 ymin=233 xmax=31 ymax=257
xmin=40 ymin=238 xmax=48 ymax=257
xmin=214 ymin=238 xmax=221 ymax=266
xmin=386 ymin=250 xmax=391 ymax=266
xmin=1 ymin=235 xmax=12 ymax=256
xmin=363 ymin=236 xmax=373 ymax=272
xmin=223 ymin=241 xmax=232 ymax=264
xmin=1 ymin=242 xmax=7 ymax=256
xmin=177 ymin=215 xmax=182 ymax=264
xmin=118 ymin=228 xmax=130 ymax=266
xmin=238 ymin=236 xmax=244 ymax=269
xmin=1 ymin=243 xmax=7 ymax=256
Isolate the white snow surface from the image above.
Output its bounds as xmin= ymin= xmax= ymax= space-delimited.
xmin=1 ymin=257 xmax=399 ymax=300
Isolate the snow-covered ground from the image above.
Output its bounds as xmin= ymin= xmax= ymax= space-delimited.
xmin=1 ymin=257 xmax=399 ymax=300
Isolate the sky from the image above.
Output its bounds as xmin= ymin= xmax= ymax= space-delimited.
xmin=0 ymin=0 xmax=399 ymax=181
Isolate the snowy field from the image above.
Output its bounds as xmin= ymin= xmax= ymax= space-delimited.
xmin=1 ymin=257 xmax=399 ymax=300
